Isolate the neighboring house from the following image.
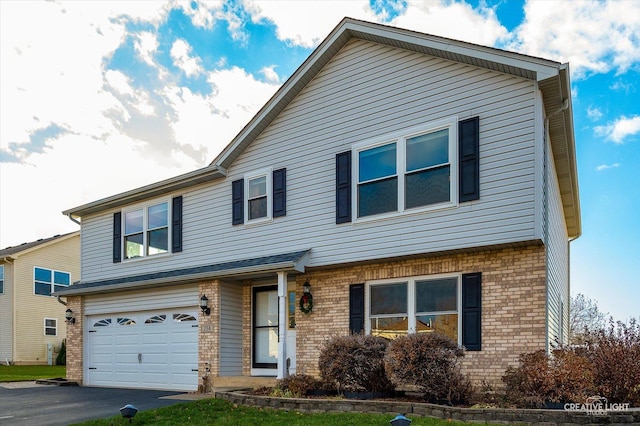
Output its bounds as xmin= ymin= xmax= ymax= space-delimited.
xmin=0 ymin=232 xmax=80 ymax=365
xmin=57 ymin=18 xmax=580 ymax=392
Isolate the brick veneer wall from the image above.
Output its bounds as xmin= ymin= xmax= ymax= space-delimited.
xmin=198 ymin=280 xmax=220 ymax=393
xmin=65 ymin=295 xmax=84 ymax=384
xmin=291 ymin=244 xmax=547 ymax=389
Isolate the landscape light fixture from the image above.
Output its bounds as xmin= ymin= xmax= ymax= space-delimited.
xmin=200 ymin=295 xmax=211 ymax=316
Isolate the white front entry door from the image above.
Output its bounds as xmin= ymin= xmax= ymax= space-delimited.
xmin=85 ymin=309 xmax=198 ymax=391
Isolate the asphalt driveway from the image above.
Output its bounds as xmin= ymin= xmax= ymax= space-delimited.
xmin=0 ymin=381 xmax=201 ymax=426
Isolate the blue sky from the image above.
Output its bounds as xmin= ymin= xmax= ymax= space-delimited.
xmin=1 ymin=1 xmax=638 ymax=321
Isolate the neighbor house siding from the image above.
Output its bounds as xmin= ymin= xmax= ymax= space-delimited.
xmin=13 ymin=235 xmax=79 ymax=363
xmin=78 ymin=38 xmax=539 ymax=284
xmin=545 ymin=133 xmax=570 ymax=347
xmin=0 ymin=262 xmax=13 ymax=361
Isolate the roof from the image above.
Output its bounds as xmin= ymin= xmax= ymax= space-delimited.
xmin=62 ymin=17 xmax=580 ymax=239
xmin=54 ymin=249 xmax=310 ymax=296
xmin=0 ymin=231 xmax=80 ymax=259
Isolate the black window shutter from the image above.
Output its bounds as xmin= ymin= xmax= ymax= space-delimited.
xmin=113 ymin=212 xmax=121 ymax=263
xmin=272 ymin=168 xmax=286 ymax=218
xmin=336 ymin=151 xmax=352 ymax=224
xmin=232 ymin=179 xmax=244 ymax=225
xmin=349 ymin=283 xmax=365 ymax=334
xmin=459 ymin=116 xmax=480 ymax=202
xmin=171 ymin=196 xmax=183 ymax=253
xmin=462 ymin=272 xmax=482 ymax=351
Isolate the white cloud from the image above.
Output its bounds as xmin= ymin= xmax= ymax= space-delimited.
xmin=510 ymin=0 xmax=640 ymax=79
xmin=596 ymin=163 xmax=620 ymax=172
xmin=391 ymin=0 xmax=508 ymax=47
xmin=260 ymin=66 xmax=280 ymax=84
xmin=135 ymin=31 xmax=159 ymax=66
xmin=171 ymin=39 xmax=203 ymax=77
xmin=587 ymin=106 xmax=603 ymax=121
xmin=595 ymin=116 xmax=640 ymax=144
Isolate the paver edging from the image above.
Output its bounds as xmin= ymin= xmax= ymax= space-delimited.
xmin=215 ymin=391 xmax=640 ymax=425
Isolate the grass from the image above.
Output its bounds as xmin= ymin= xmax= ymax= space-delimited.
xmin=0 ymin=364 xmax=66 ymax=382
xmin=74 ymin=398 xmax=469 ymax=426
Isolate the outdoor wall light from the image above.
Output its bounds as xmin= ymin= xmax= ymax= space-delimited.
xmin=303 ymin=281 xmax=311 ymax=294
xmin=200 ymin=295 xmax=211 ymax=316
xmin=65 ymin=308 xmax=76 ymax=324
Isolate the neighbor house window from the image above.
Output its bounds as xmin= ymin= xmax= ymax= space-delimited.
xmin=44 ymin=318 xmax=57 ymax=336
xmin=367 ymin=274 xmax=460 ymax=343
xmin=123 ymin=200 xmax=169 ymax=259
xmin=0 ymin=265 xmax=4 ymax=294
xmin=34 ymin=267 xmax=70 ymax=296
xmin=355 ymin=118 xmax=456 ymax=219
xmin=245 ymin=169 xmax=272 ymax=222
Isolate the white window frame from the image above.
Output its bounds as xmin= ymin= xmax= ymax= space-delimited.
xmin=244 ymin=168 xmax=273 ymax=224
xmin=365 ymin=273 xmax=462 ymax=345
xmin=33 ymin=267 xmax=70 ymax=297
xmin=352 ymin=117 xmax=458 ymax=222
xmin=121 ymin=198 xmax=171 ymax=261
xmin=44 ymin=318 xmax=57 ymax=336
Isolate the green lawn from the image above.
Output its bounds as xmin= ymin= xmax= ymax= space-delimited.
xmin=0 ymin=365 xmax=66 ymax=382
xmin=74 ymin=398 xmax=468 ymax=426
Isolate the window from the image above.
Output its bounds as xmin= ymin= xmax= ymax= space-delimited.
xmin=34 ymin=267 xmax=70 ymax=296
xmin=0 ymin=265 xmax=4 ymax=294
xmin=245 ymin=170 xmax=272 ymax=222
xmin=123 ymin=200 xmax=169 ymax=260
xmin=367 ymin=274 xmax=460 ymax=343
xmin=44 ymin=318 xmax=57 ymax=336
xmin=288 ymin=290 xmax=296 ymax=329
xmin=354 ymin=118 xmax=456 ymax=219
xmin=232 ymin=168 xmax=286 ymax=225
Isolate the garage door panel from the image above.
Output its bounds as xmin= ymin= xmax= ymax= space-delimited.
xmin=86 ymin=308 xmax=198 ymax=391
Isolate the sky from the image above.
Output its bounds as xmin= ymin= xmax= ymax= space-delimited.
xmin=1 ymin=0 xmax=638 ymax=321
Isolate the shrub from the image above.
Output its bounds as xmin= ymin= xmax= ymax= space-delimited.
xmin=385 ymin=332 xmax=472 ymax=404
xmin=318 ymin=334 xmax=394 ymax=393
xmin=56 ymin=339 xmax=66 ymax=366
xmin=582 ymin=318 xmax=640 ymax=405
xmin=274 ymin=373 xmax=320 ymax=397
xmin=502 ymin=348 xmax=595 ymax=408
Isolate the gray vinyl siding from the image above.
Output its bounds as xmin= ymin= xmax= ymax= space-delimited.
xmin=219 ymin=282 xmax=242 ymax=376
xmin=545 ymin=134 xmax=569 ymax=348
xmin=0 ymin=263 xmax=13 ymax=361
xmin=79 ymin=38 xmax=539 ymax=282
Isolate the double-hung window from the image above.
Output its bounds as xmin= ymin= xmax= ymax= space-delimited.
xmin=355 ymin=118 xmax=456 ymax=219
xmin=34 ymin=267 xmax=70 ymax=297
xmin=44 ymin=318 xmax=57 ymax=336
xmin=245 ymin=169 xmax=272 ymax=223
xmin=367 ymin=274 xmax=461 ymax=343
xmin=123 ymin=201 xmax=169 ymax=260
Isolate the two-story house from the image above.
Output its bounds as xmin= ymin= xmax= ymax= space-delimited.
xmin=0 ymin=232 xmax=80 ymax=365
xmin=57 ymin=18 xmax=580 ymax=392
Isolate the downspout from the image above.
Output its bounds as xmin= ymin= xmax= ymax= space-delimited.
xmin=543 ymin=98 xmax=569 ymax=352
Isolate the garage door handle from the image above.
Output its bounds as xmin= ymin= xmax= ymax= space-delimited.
xmin=191 ymin=369 xmax=198 ymax=372
xmin=89 ymin=367 xmax=97 ymax=370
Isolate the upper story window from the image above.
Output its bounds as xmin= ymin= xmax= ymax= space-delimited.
xmin=0 ymin=265 xmax=4 ymax=294
xmin=123 ymin=201 xmax=169 ymax=260
xmin=246 ymin=171 xmax=271 ymax=222
xmin=355 ymin=118 xmax=456 ymax=220
xmin=232 ymin=168 xmax=287 ymax=226
xmin=34 ymin=267 xmax=70 ymax=297
xmin=367 ymin=274 xmax=461 ymax=344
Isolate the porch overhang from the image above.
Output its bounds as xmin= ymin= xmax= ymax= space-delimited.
xmin=54 ymin=249 xmax=311 ymax=297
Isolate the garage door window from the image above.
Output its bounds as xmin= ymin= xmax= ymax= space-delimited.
xmin=173 ymin=313 xmax=196 ymax=322
xmin=94 ymin=319 xmax=111 ymax=327
xmin=117 ymin=317 xmax=136 ymax=326
xmin=145 ymin=315 xmax=166 ymax=324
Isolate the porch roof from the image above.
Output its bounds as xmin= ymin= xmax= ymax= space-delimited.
xmin=54 ymin=249 xmax=311 ymax=297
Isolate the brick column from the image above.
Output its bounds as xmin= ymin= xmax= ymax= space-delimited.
xmin=65 ymin=296 xmax=84 ymax=384
xmin=198 ymin=280 xmax=220 ymax=393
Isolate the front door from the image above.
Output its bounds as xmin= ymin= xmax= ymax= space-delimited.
xmin=252 ymin=285 xmax=278 ymax=371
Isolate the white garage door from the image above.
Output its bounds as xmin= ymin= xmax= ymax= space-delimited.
xmin=86 ymin=309 xmax=199 ymax=391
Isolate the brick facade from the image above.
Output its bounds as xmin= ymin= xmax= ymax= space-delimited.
xmin=198 ymin=280 xmax=220 ymax=392
xmin=65 ymin=295 xmax=84 ymax=384
xmin=288 ymin=244 xmax=547 ymax=389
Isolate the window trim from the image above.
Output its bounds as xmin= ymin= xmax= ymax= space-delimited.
xmin=33 ymin=266 xmax=70 ymax=297
xmin=352 ymin=117 xmax=458 ymax=223
xmin=244 ymin=168 xmax=273 ymax=225
xmin=365 ymin=273 xmax=462 ymax=345
xmin=121 ymin=198 xmax=172 ymax=262
xmin=44 ymin=318 xmax=57 ymax=336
